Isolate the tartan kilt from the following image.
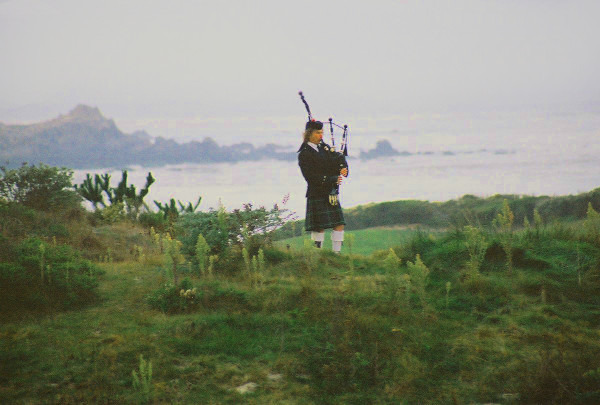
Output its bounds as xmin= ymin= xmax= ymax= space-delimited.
xmin=304 ymin=197 xmax=345 ymax=231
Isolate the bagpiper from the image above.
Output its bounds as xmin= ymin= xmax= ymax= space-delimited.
xmin=297 ymin=92 xmax=349 ymax=253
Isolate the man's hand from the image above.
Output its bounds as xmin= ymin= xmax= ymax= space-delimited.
xmin=340 ymin=168 xmax=348 ymax=177
xmin=337 ymin=176 xmax=343 ymax=185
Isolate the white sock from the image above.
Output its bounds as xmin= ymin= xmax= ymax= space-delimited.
xmin=311 ymin=231 xmax=325 ymax=248
xmin=331 ymin=230 xmax=344 ymax=253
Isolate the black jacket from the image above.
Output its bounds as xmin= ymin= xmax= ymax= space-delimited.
xmin=297 ymin=142 xmax=349 ymax=198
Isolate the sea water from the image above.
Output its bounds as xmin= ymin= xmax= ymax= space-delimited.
xmin=73 ymin=110 xmax=600 ymax=218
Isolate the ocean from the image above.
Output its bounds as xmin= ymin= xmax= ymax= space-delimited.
xmin=73 ymin=109 xmax=600 ymax=219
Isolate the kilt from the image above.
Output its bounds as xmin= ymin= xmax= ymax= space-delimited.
xmin=305 ymin=197 xmax=345 ymax=231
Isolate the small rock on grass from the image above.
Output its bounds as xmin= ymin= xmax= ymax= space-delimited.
xmin=235 ymin=382 xmax=258 ymax=394
xmin=267 ymin=373 xmax=283 ymax=382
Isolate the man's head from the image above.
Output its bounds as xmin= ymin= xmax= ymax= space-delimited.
xmin=303 ymin=120 xmax=324 ymax=144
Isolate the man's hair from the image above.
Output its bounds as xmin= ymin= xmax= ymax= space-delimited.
xmin=303 ymin=120 xmax=323 ymax=143
xmin=303 ymin=129 xmax=314 ymax=143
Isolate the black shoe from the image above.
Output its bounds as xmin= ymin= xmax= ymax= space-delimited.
xmin=314 ymin=241 xmax=322 ymax=248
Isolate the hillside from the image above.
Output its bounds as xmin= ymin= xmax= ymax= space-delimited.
xmin=3 ymin=165 xmax=600 ymax=403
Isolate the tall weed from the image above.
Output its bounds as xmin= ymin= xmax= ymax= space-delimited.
xmin=407 ymin=254 xmax=430 ymax=311
xmin=493 ymin=199 xmax=514 ymax=274
xmin=463 ymin=225 xmax=487 ymax=278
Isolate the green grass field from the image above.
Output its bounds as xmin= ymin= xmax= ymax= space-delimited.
xmin=275 ymin=226 xmax=442 ymax=256
xmin=6 ymin=164 xmax=600 ymax=402
xmin=4 ymin=218 xmax=600 ymax=403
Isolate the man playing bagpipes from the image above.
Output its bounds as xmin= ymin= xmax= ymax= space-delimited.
xmin=297 ymin=92 xmax=349 ymax=253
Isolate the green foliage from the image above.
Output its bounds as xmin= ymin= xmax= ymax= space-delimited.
xmin=154 ymin=196 xmax=202 ymax=221
xmin=274 ymin=188 xmax=600 ymax=239
xmin=0 ymin=163 xmax=81 ymax=212
xmin=195 ymin=233 xmax=210 ymax=276
xmin=146 ymin=279 xmax=256 ymax=314
xmin=463 ymin=225 xmax=487 ymax=277
xmin=345 ymin=232 xmax=355 ymax=255
xmin=242 ymin=247 xmax=251 ymax=275
xmin=258 ymin=248 xmax=265 ymax=273
xmin=241 ymin=247 xmax=266 ymax=287
xmin=138 ymin=211 xmax=168 ymax=232
xmin=229 ymin=202 xmax=293 ymax=254
xmin=383 ymin=247 xmax=401 ymax=271
xmin=584 ymin=202 xmax=600 ymax=244
xmin=76 ymin=170 xmax=155 ymax=219
xmin=493 ymin=199 xmax=515 ymax=274
xmin=163 ymin=233 xmax=184 ymax=285
xmin=7 ymin=179 xmax=600 ymax=403
xmin=252 ymin=255 xmax=258 ymax=278
xmin=74 ymin=173 xmax=107 ymax=209
xmin=207 ymin=255 xmax=217 ymax=278
xmin=147 ymin=278 xmax=198 ymax=314
xmin=445 ymin=281 xmax=451 ymax=308
xmin=383 ymin=248 xmax=410 ymax=307
xmin=75 ymin=171 xmax=157 ymax=223
xmin=98 ymin=201 xmax=126 ymax=224
xmin=131 ymin=354 xmax=153 ymax=403
xmin=257 ymin=248 xmax=266 ymax=285
xmin=175 ymin=202 xmax=292 ymax=277
xmin=407 ymin=254 xmax=430 ymax=310
xmin=175 ymin=209 xmax=230 ymax=257
xmin=0 ymin=237 xmax=104 ymax=311
xmin=537 ymin=187 xmax=600 ymax=221
xmin=533 ymin=207 xmax=543 ymax=229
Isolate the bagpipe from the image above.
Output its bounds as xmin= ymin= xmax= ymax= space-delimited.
xmin=299 ymin=91 xmax=349 ymax=206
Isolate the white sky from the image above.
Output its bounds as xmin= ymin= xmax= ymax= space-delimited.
xmin=1 ymin=0 xmax=599 ymax=140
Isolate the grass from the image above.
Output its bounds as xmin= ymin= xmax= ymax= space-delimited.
xmin=3 ymin=219 xmax=600 ymax=403
xmin=275 ymin=226 xmax=441 ymax=256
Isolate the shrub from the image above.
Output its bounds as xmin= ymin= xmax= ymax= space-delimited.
xmin=147 ymin=278 xmax=199 ymax=314
xmin=138 ymin=211 xmax=168 ymax=232
xmin=175 ymin=210 xmax=230 ymax=257
xmin=97 ymin=202 xmax=126 ymax=224
xmin=175 ymin=202 xmax=292 ymax=277
xmin=0 ymin=163 xmax=81 ymax=212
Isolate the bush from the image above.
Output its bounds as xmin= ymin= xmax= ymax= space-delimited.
xmin=175 ymin=203 xmax=291 ymax=274
xmin=0 ymin=163 xmax=81 ymax=212
xmin=147 ymin=278 xmax=199 ymax=314
xmin=138 ymin=211 xmax=169 ymax=232
xmin=176 ymin=210 xmax=230 ymax=257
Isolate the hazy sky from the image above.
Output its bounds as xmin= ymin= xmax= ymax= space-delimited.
xmin=1 ymin=0 xmax=599 ymax=138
